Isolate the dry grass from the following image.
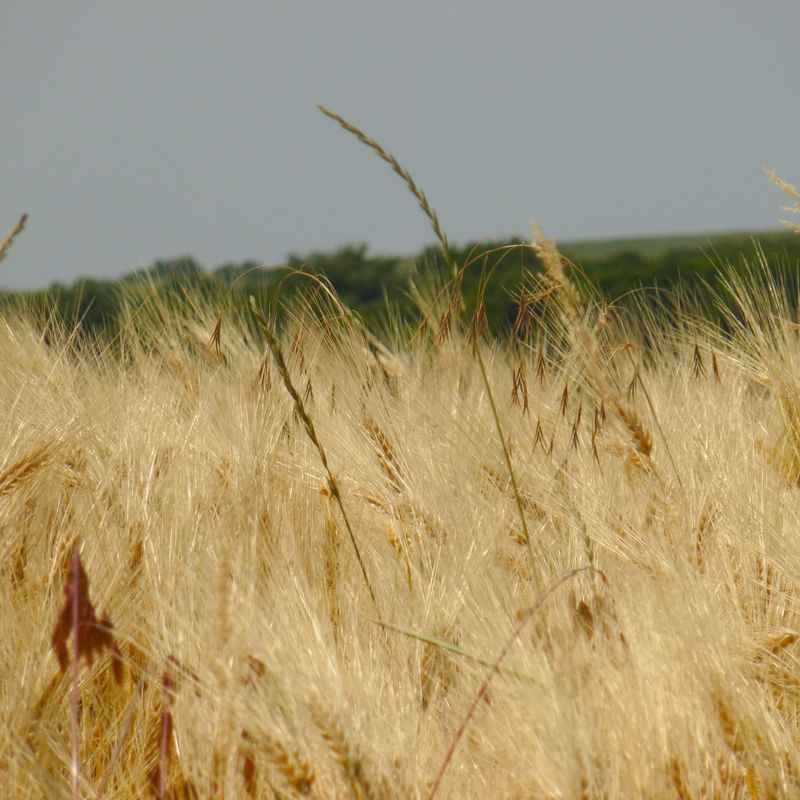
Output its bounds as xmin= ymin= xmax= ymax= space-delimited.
xmin=319 ymin=107 xmax=457 ymax=285
xmin=1 ymin=249 xmax=800 ymax=798
xmin=4 ymin=119 xmax=800 ymax=795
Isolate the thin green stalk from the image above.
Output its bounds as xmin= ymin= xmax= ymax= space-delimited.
xmin=374 ymin=620 xmax=538 ymax=682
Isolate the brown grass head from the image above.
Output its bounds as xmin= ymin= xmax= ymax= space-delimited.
xmin=319 ymin=105 xmax=458 ymax=286
xmin=0 ymin=212 xmax=27 ymax=266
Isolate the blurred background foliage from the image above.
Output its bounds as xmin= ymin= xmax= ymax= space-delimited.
xmin=2 ymin=229 xmax=799 ymax=339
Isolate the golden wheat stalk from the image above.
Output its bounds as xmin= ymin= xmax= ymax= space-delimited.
xmin=474 ymin=343 xmax=536 ymax=575
xmin=0 ymin=445 xmax=52 ymax=497
xmin=319 ymin=107 xmax=535 ymax=579
xmin=261 ymin=733 xmax=315 ymax=796
xmin=249 ymin=296 xmax=380 ymax=615
xmin=621 ymin=347 xmax=683 ymax=489
xmin=765 ymin=168 xmax=800 ymax=234
xmin=532 ymin=223 xmax=686 ymax=489
xmin=313 ymin=710 xmax=375 ymax=800
xmin=318 ymin=105 xmax=458 ymax=285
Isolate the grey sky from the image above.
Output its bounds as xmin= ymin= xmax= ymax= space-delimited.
xmin=2 ymin=1 xmax=798 ymax=290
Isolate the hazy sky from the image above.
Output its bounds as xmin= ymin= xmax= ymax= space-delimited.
xmin=2 ymin=2 xmax=798 ymax=289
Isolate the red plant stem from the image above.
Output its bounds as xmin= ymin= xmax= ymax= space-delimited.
xmin=70 ymin=544 xmax=81 ymax=800
xmin=426 ymin=567 xmax=606 ymax=800
xmin=158 ymin=711 xmax=172 ymax=800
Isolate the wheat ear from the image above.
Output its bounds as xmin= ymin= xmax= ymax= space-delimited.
xmin=0 ymin=445 xmax=52 ymax=496
xmin=765 ymin=168 xmax=800 ymax=234
xmin=318 ymin=105 xmax=458 ymax=286
xmin=249 ymin=297 xmax=380 ymax=616
xmin=532 ymin=225 xmax=686 ymax=487
xmin=622 ymin=347 xmax=683 ymax=489
xmin=0 ymin=212 xmax=27 ymax=265
xmin=474 ymin=344 xmax=535 ymax=575
xmin=313 ymin=710 xmax=375 ymax=800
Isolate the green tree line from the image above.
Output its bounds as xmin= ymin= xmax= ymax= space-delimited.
xmin=2 ymin=229 xmax=799 ymax=338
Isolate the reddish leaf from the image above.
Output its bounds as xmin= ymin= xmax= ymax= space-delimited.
xmin=51 ymin=544 xmax=119 ymax=679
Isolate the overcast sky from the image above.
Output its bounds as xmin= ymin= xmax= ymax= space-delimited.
xmin=1 ymin=1 xmax=798 ymax=290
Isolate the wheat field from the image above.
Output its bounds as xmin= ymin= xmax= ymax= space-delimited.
xmin=4 ymin=123 xmax=800 ymax=797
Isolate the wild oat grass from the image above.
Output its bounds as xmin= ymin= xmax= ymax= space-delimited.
xmin=4 ymin=129 xmax=800 ymax=796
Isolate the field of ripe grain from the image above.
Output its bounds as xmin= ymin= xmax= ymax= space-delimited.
xmin=4 ymin=124 xmax=800 ymax=797
xmin=3 ymin=233 xmax=800 ymax=799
